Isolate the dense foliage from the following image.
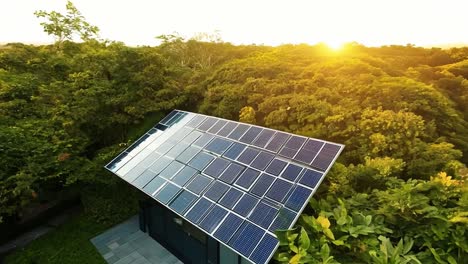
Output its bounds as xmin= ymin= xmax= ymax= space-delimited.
xmin=1 ymin=9 xmax=467 ymax=262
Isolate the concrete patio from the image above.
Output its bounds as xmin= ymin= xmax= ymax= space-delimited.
xmin=90 ymin=215 xmax=183 ymax=264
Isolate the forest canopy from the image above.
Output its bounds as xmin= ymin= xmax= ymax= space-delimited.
xmin=1 ymin=14 xmax=467 ymax=263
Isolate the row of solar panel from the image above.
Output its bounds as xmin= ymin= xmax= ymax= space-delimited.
xmin=182 ymin=112 xmax=341 ymax=172
xmin=107 ymin=110 xmax=340 ymax=177
xmin=139 ymin=127 xmax=323 ymax=200
xmin=124 ymin=147 xmax=305 ymax=224
xmin=147 ymin=121 xmax=326 ymax=188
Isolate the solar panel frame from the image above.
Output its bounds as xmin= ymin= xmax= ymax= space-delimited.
xmin=105 ymin=110 xmax=344 ymax=264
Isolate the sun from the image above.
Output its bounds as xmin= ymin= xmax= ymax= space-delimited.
xmin=325 ymin=40 xmax=345 ymax=51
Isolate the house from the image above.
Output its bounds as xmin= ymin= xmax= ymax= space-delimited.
xmin=103 ymin=110 xmax=343 ymax=264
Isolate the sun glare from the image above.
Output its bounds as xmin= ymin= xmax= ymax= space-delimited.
xmin=325 ymin=40 xmax=345 ymax=51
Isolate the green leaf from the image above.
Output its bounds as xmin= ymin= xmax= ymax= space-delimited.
xmin=429 ymin=247 xmax=447 ymax=264
xmin=447 ymin=255 xmax=457 ymax=264
xmin=274 ymin=252 xmax=292 ymax=262
xmin=320 ymin=244 xmax=331 ymax=259
xmin=403 ymin=238 xmax=414 ymax=254
xmin=290 ymin=253 xmax=303 ymax=264
xmin=299 ymin=227 xmax=310 ymax=250
xmin=290 ymin=242 xmax=299 ymax=253
xmin=323 ymin=228 xmax=335 ymax=240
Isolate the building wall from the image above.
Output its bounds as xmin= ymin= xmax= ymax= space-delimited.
xmin=140 ymin=199 xmax=247 ymax=264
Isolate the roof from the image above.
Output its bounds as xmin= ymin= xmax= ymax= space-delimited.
xmin=105 ymin=110 xmax=343 ymax=264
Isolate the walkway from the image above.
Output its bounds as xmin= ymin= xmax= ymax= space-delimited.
xmin=0 ymin=205 xmax=81 ymax=259
xmin=90 ymin=215 xmax=183 ymax=264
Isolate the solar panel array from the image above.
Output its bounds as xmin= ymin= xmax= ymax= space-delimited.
xmin=105 ymin=110 xmax=343 ymax=264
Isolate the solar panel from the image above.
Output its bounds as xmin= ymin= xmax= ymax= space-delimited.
xmin=105 ymin=110 xmax=343 ymax=264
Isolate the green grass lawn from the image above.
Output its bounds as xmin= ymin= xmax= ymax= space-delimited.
xmin=5 ymin=213 xmax=110 ymax=264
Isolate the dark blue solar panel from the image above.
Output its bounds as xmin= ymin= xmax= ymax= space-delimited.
xmin=233 ymin=194 xmax=259 ymax=217
xmin=203 ymin=158 xmax=230 ymax=178
xmin=223 ymin=142 xmax=247 ymax=160
xmin=280 ymin=164 xmax=303 ymax=182
xmin=204 ymin=138 xmax=233 ymax=155
xmin=265 ymin=179 xmax=293 ymax=203
xmin=186 ymin=174 xmax=213 ymax=194
xmin=229 ymin=222 xmax=264 ymax=257
xmin=219 ymin=188 xmax=243 ymax=209
xmin=159 ymin=161 xmax=185 ymax=180
xmin=169 ymin=190 xmax=198 ymax=214
xmin=185 ymin=198 xmax=213 ymax=224
xmin=250 ymin=173 xmax=275 ymax=197
xmin=198 ymin=117 xmax=217 ymax=131
xmin=176 ymin=146 xmax=200 ymax=163
xmin=147 ymin=128 xmax=158 ymax=134
xmin=165 ymin=112 xmax=185 ymax=127
xmin=284 ymin=135 xmax=306 ymax=150
xmin=142 ymin=176 xmax=166 ymax=195
xmin=218 ymin=163 xmax=245 ymax=184
xmin=248 ymin=201 xmax=279 ymax=229
xmin=154 ymin=183 xmax=180 ymax=204
xmin=227 ymin=124 xmax=250 ymax=140
xmin=269 ymin=208 xmax=297 ymax=232
xmin=294 ymin=139 xmax=323 ymax=164
xmin=298 ymin=169 xmax=323 ymax=188
xmin=159 ymin=110 xmax=178 ymax=125
xmin=188 ymin=152 xmax=215 ymax=171
xmin=133 ymin=170 xmax=157 ymax=188
xmin=285 ymin=185 xmax=312 ymax=212
xmin=265 ymin=132 xmax=289 ymax=152
xmin=235 ymin=168 xmax=260 ymax=190
xmin=239 ymin=126 xmax=263 ymax=144
xmin=199 ymin=205 xmax=228 ymax=233
xmin=251 ymin=151 xmax=275 ymax=170
xmin=217 ymin=122 xmax=237 ymax=137
xmin=172 ymin=166 xmax=197 ymax=186
xmin=207 ymin=120 xmax=227 ymax=134
xmin=265 ymin=158 xmax=287 ymax=176
xmin=204 ymin=181 xmax=229 ymax=202
xmin=303 ymin=139 xmax=324 ymax=151
xmin=294 ymin=148 xmax=319 ymax=164
xmin=278 ymin=147 xmax=298 ymax=158
xmin=311 ymin=143 xmax=341 ymax=171
xmin=213 ymin=213 xmax=244 ymax=243
xmin=192 ymin=134 xmax=214 ymax=148
xmin=252 ymin=129 xmax=275 ymax=148
xmin=185 ymin=115 xmax=206 ymax=128
xmin=237 ymin=147 xmax=260 ymax=165
xmin=250 ymin=234 xmax=278 ymax=264
xmin=154 ymin=123 xmax=167 ymax=131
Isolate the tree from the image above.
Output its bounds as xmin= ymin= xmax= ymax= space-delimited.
xmin=34 ymin=1 xmax=99 ymax=47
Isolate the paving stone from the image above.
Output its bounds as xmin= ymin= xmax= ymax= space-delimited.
xmin=108 ymin=242 xmax=120 ymax=250
xmin=91 ymin=215 xmax=182 ymax=264
xmin=103 ymin=252 xmax=115 ymax=259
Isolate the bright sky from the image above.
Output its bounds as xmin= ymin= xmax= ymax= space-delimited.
xmin=1 ymin=0 xmax=467 ymax=47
